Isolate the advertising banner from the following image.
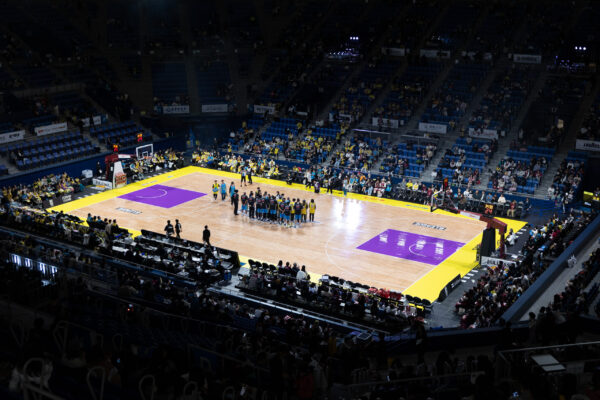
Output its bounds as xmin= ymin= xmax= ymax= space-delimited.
xmin=513 ymin=54 xmax=542 ymax=64
xmin=468 ymin=127 xmax=498 ymax=140
xmin=82 ymin=115 xmax=106 ymax=127
xmin=381 ymin=47 xmax=406 ymax=56
xmin=34 ymin=122 xmax=68 ymax=136
xmin=163 ymin=105 xmax=190 ymax=114
xmin=418 ymin=122 xmax=447 ymax=134
xmin=253 ymin=105 xmax=276 ymax=115
xmin=372 ymin=117 xmax=399 ymax=129
xmin=201 ymin=104 xmax=227 ymax=113
xmin=92 ymin=178 xmax=113 ymax=189
xmin=576 ymin=139 xmax=600 ymax=152
xmin=420 ymin=49 xmax=451 ymax=59
xmin=0 ymin=130 xmax=26 ymax=144
xmin=480 ymin=256 xmax=518 ymax=268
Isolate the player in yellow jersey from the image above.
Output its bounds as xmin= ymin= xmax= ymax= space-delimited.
xmin=276 ymin=195 xmax=283 ymax=223
xmin=290 ymin=198 xmax=296 ymax=221
xmin=301 ymin=199 xmax=308 ymax=223
xmin=309 ymin=199 xmax=316 ymax=222
xmin=211 ymin=180 xmax=219 ymax=200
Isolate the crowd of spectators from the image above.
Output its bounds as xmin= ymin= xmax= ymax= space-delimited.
xmin=284 ymin=133 xmax=334 ymax=164
xmin=434 ymin=138 xmax=496 ymax=185
xmin=330 ymin=84 xmax=368 ymax=123
xmin=548 ymin=158 xmax=585 ymax=203
xmin=380 ymin=141 xmax=438 ymax=177
xmin=153 ymin=94 xmax=190 ymax=110
xmin=192 ymin=148 xmax=534 ymax=223
xmin=126 ymin=149 xmax=185 ymax=177
xmin=524 ymin=247 xmax=600 ymax=347
xmin=194 ymin=151 xmax=282 ymax=180
xmin=1 ymin=173 xmax=82 ymax=208
xmin=0 ymin=223 xmax=434 ymax=400
xmin=489 ymin=151 xmax=547 ymax=193
xmin=239 ymin=128 xmax=336 ymax=165
xmin=435 ymin=159 xmax=481 ymax=185
xmin=455 ymin=211 xmax=594 ymax=328
xmin=421 ymin=62 xmax=490 ymax=133
xmin=551 ymin=247 xmax=600 ymax=316
xmin=468 ymin=65 xmax=535 ymax=136
xmin=521 ymin=76 xmax=586 ymax=147
xmin=373 ymin=61 xmax=443 ymax=128
xmin=330 ymin=137 xmax=382 ymax=172
xmin=0 ymin=253 xmax=455 ymax=400
xmin=578 ymin=95 xmax=600 ymax=141
xmin=0 ymin=198 xmax=237 ymax=290
xmin=330 ymin=55 xmax=398 ymax=123
xmin=238 ymin=259 xmax=414 ymax=331
xmin=0 ymin=205 xmax=120 ymax=252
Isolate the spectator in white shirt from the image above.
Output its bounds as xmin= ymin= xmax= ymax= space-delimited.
xmin=567 ymin=254 xmax=577 ymax=268
xmin=296 ymin=265 xmax=308 ymax=281
xmin=506 ymin=228 xmax=517 ymax=246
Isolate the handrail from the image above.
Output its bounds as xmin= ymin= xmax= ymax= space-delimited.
xmin=498 ymin=340 xmax=600 ymax=355
xmin=52 ymin=320 xmax=103 ymax=357
xmin=86 ymin=366 xmax=106 ymax=400
xmin=12 ymin=82 xmax=84 ymax=99
xmin=222 ymin=285 xmax=390 ymax=335
xmin=10 ymin=319 xmax=28 ymax=349
xmin=187 ymin=343 xmax=270 ymax=373
xmin=347 ymin=371 xmax=475 ymax=389
xmin=182 ymin=381 xmax=199 ymax=398
xmin=86 ymin=288 xmax=263 ymax=338
xmin=82 ymin=287 xmax=329 ymax=365
xmin=138 ymin=375 xmax=155 ymax=400
xmin=23 ymin=382 xmax=66 ymax=400
xmin=342 ymin=371 xmax=475 ymax=398
xmin=0 ymin=225 xmax=197 ymax=286
xmin=352 ymin=128 xmax=441 ymax=143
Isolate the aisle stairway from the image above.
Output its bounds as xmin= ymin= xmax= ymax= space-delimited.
xmin=468 ymin=67 xmax=549 ymax=193
xmin=535 ymin=78 xmax=600 ymax=197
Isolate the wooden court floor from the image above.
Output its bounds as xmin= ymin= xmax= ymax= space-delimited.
xmin=55 ymin=167 xmax=495 ymax=296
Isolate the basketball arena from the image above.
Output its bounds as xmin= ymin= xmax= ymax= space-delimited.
xmin=2 ymin=1 xmax=600 ymax=398
xmin=50 ymin=165 xmax=527 ymax=302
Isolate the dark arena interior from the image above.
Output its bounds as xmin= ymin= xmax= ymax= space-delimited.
xmin=1 ymin=1 xmax=600 ymax=399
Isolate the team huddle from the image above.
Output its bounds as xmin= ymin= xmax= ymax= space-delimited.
xmin=211 ymin=179 xmax=316 ymax=228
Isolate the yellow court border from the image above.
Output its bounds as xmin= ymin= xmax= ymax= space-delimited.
xmin=48 ymin=166 xmax=527 ymax=301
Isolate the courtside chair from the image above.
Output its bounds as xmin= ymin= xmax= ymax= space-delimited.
xmin=422 ymin=299 xmax=433 ymax=314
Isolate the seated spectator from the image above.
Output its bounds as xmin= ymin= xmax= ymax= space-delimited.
xmin=1 ymin=173 xmax=80 ymax=208
xmin=455 ymin=211 xmax=594 ymax=328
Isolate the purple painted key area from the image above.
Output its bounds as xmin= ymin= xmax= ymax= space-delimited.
xmin=118 ymin=184 xmax=206 ymax=208
xmin=357 ymin=229 xmax=465 ymax=265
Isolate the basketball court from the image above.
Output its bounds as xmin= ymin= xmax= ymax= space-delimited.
xmin=49 ymin=166 xmax=527 ymax=301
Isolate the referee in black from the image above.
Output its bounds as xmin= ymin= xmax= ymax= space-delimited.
xmin=203 ymin=225 xmax=211 ymax=246
xmin=175 ymin=219 xmax=182 ymax=239
xmin=232 ymin=190 xmax=240 ymax=215
xmin=164 ymin=220 xmax=174 ymax=238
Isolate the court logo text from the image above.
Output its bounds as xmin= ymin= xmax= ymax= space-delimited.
xmin=116 ymin=207 xmax=142 ymax=215
xmin=412 ymin=221 xmax=446 ymax=231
